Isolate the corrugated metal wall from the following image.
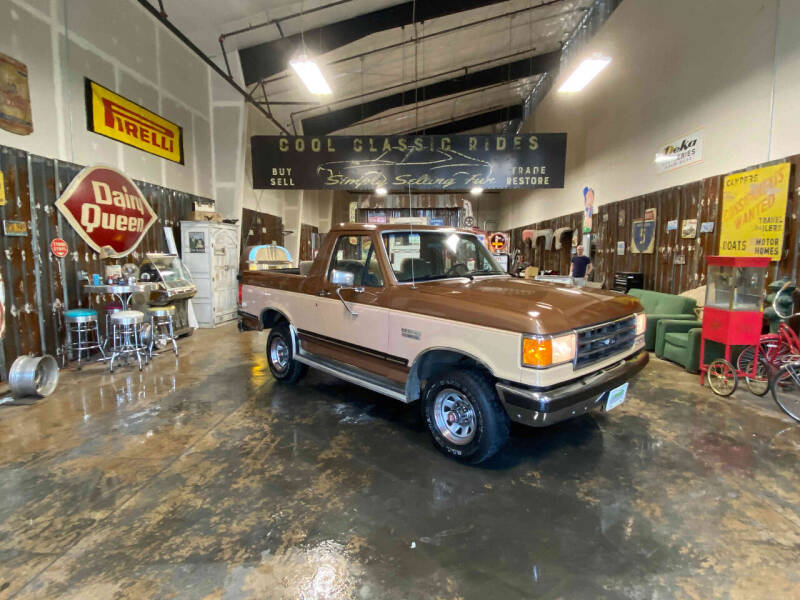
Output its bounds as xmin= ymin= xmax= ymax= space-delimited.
xmin=0 ymin=145 xmax=211 ymax=379
xmin=510 ymin=154 xmax=800 ymax=293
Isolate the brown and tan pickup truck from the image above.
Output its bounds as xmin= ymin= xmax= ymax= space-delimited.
xmin=239 ymin=224 xmax=648 ymax=463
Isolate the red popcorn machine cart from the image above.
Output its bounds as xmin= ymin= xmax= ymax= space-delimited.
xmin=700 ymin=256 xmax=771 ymax=395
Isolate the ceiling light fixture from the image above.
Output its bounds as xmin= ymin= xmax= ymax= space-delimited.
xmin=558 ymin=55 xmax=611 ymax=93
xmin=375 ymin=187 xmax=388 ymax=196
xmin=470 ymin=187 xmax=484 ymax=196
xmin=289 ymin=55 xmax=332 ymax=95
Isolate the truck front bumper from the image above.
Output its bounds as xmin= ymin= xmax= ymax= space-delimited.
xmin=495 ymin=349 xmax=649 ymax=427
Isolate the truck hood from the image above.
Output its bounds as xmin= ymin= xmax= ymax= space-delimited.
xmin=390 ymin=276 xmax=642 ymax=335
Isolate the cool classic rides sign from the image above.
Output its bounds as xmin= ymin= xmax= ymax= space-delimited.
xmin=250 ymin=134 xmax=566 ymax=191
xmin=55 ymin=166 xmax=158 ymax=258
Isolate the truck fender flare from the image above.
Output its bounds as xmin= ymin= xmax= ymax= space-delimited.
xmin=405 ymin=347 xmax=496 ymax=402
xmin=260 ymin=308 xmax=299 ymax=355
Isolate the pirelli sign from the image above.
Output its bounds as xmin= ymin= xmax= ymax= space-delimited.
xmin=85 ymin=79 xmax=184 ymax=164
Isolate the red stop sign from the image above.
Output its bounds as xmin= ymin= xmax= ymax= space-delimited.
xmin=50 ymin=238 xmax=69 ymax=257
xmin=55 ymin=166 xmax=157 ymax=258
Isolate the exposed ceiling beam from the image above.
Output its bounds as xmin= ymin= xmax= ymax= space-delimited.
xmin=255 ymin=2 xmax=581 ymax=88
xmin=238 ymin=0 xmax=510 ymax=85
xmin=406 ymin=105 xmax=523 ymax=135
xmin=301 ymin=50 xmax=559 ymax=135
xmin=135 ymin=0 xmax=290 ymax=135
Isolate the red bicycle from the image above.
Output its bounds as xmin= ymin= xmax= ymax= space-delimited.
xmin=737 ymin=281 xmax=800 ymax=395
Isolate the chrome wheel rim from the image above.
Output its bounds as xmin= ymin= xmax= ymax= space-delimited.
xmin=433 ymin=388 xmax=477 ymax=445
xmin=269 ymin=336 xmax=289 ymax=373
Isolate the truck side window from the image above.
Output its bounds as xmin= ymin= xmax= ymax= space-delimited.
xmin=328 ymin=235 xmax=384 ymax=288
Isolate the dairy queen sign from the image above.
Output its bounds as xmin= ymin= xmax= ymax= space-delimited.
xmin=55 ymin=165 xmax=157 ymax=258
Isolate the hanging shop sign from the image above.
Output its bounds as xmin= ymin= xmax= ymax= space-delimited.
xmin=0 ymin=53 xmax=33 ymax=135
xmin=719 ymin=162 xmax=790 ymax=260
xmin=85 ymin=79 xmax=184 ymax=164
xmin=55 ymin=165 xmax=158 ymax=258
xmin=250 ymin=134 xmax=567 ymax=191
xmin=655 ymin=129 xmax=703 ymax=173
xmin=50 ymin=238 xmax=69 ymax=257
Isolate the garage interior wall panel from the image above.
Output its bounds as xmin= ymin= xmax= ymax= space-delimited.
xmin=0 ymin=144 xmax=210 ymax=380
xmin=0 ymin=0 xmax=244 ymax=202
xmin=510 ymin=154 xmax=800 ymax=295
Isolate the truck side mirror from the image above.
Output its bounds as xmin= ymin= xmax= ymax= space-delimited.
xmin=330 ymin=269 xmax=354 ymax=287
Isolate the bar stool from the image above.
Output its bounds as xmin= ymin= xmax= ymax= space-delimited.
xmin=64 ymin=308 xmax=105 ymax=369
xmin=103 ymin=302 xmax=123 ymax=353
xmin=147 ymin=305 xmax=178 ymax=358
xmin=109 ymin=310 xmax=148 ymax=373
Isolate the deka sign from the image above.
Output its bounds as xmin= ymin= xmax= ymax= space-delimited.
xmin=55 ymin=165 xmax=157 ymax=258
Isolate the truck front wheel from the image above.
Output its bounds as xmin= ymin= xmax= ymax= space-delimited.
xmin=266 ymin=322 xmax=307 ymax=383
xmin=422 ymin=369 xmax=510 ymax=464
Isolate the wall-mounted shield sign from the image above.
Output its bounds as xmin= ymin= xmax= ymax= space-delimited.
xmin=55 ymin=165 xmax=157 ymax=258
xmin=631 ymin=218 xmax=656 ymax=254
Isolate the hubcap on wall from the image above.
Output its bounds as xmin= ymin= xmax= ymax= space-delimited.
xmin=433 ymin=388 xmax=477 ymax=445
xmin=269 ymin=336 xmax=289 ymax=373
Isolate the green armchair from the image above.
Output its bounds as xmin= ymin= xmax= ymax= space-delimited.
xmin=656 ymin=319 xmax=703 ymax=373
xmin=628 ymin=289 xmax=698 ymax=351
xmin=656 ymin=318 xmax=727 ymax=373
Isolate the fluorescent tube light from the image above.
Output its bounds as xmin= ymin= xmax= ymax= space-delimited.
xmin=558 ymin=56 xmax=611 ymax=93
xmin=289 ymin=55 xmax=332 ymax=95
xmin=375 ymin=187 xmax=387 ymax=196
xmin=470 ymin=187 xmax=484 ymax=195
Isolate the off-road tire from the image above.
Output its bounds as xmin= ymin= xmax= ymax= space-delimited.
xmin=422 ymin=368 xmax=510 ymax=464
xmin=266 ymin=322 xmax=307 ymax=383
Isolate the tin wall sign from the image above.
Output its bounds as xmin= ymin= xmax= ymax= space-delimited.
xmin=50 ymin=238 xmax=69 ymax=257
xmin=0 ymin=53 xmax=33 ymax=135
xmin=3 ymin=220 xmax=27 ymax=236
xmin=86 ymin=79 xmax=184 ymax=164
xmin=55 ymin=165 xmax=157 ymax=258
xmin=489 ymin=232 xmax=508 ymax=253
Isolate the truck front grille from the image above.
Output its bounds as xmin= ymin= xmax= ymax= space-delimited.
xmin=574 ymin=316 xmax=636 ymax=370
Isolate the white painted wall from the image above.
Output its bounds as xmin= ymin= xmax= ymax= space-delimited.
xmin=499 ymin=0 xmax=800 ymax=229
xmin=0 ymin=0 xmax=244 ymax=205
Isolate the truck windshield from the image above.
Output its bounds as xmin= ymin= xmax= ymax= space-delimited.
xmin=382 ymin=231 xmax=506 ymax=282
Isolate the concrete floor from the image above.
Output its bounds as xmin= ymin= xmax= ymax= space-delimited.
xmin=0 ymin=324 xmax=798 ymax=599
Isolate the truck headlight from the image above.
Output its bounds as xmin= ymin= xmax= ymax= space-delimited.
xmin=635 ymin=312 xmax=647 ymax=336
xmin=522 ymin=332 xmax=576 ymax=368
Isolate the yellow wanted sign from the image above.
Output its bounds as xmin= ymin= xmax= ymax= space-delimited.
xmin=719 ymin=163 xmax=790 ymax=260
xmin=85 ymin=79 xmax=184 ymax=164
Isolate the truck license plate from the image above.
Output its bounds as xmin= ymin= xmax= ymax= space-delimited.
xmin=605 ymin=383 xmax=628 ymax=411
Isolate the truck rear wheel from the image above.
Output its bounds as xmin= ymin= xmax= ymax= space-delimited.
xmin=266 ymin=322 xmax=307 ymax=383
xmin=422 ymin=368 xmax=510 ymax=464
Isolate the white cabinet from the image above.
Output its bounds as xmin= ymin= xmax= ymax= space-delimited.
xmin=180 ymin=221 xmax=239 ymax=327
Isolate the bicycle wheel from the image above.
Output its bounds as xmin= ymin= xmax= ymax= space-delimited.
xmin=742 ymin=356 xmax=771 ymax=396
xmin=708 ymin=358 xmax=738 ymax=397
xmin=771 ymin=363 xmax=800 ymax=422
